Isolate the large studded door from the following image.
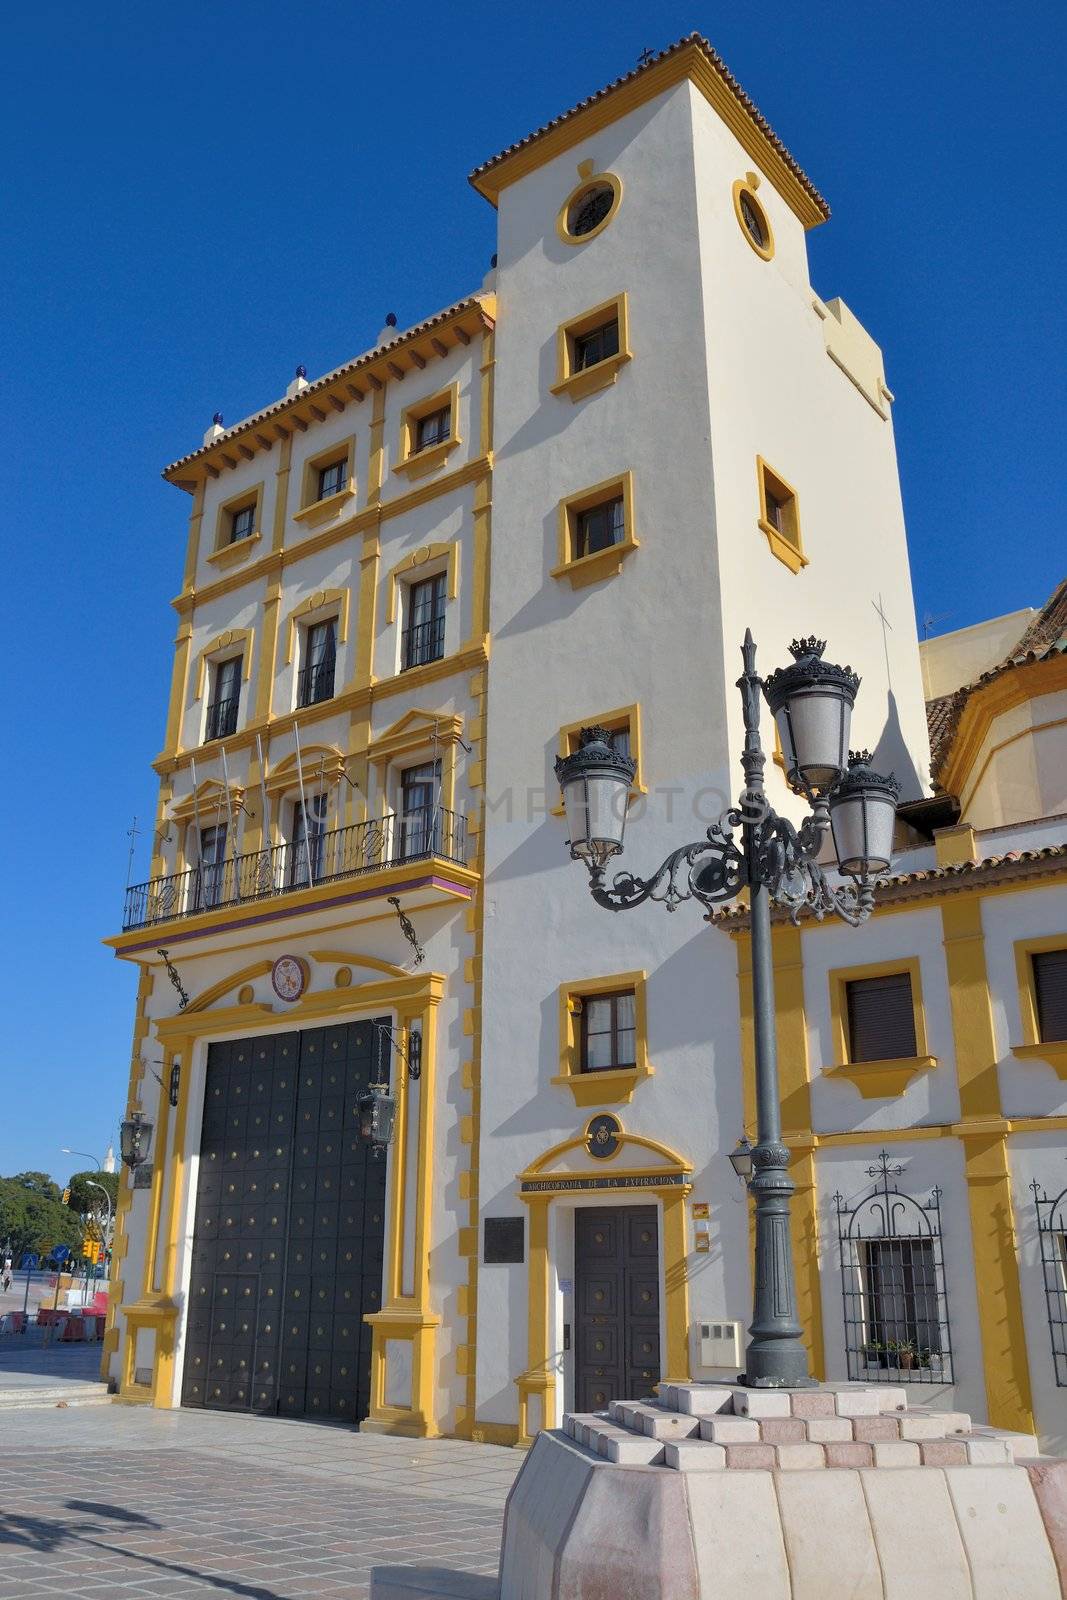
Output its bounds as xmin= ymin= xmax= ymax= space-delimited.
xmin=182 ymin=1020 xmax=389 ymax=1422
xmin=574 ymin=1206 xmax=660 ymax=1412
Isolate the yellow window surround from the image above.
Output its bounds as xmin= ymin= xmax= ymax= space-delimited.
xmin=732 ymin=173 xmax=775 ymax=262
xmin=1012 ymin=934 xmax=1067 ymax=1077
xmin=551 ymin=703 xmax=645 ymax=817
xmin=367 ymin=708 xmax=466 ymax=819
xmin=209 ymin=482 xmax=265 ymax=569
xmin=394 ymin=382 xmax=461 ymax=481
xmin=193 ymin=629 xmax=254 ymax=701
xmin=823 ymin=956 xmax=938 ymax=1099
xmin=283 ymin=588 xmax=351 ymax=664
xmin=551 ymin=470 xmax=637 ymax=590
xmin=385 ymin=542 xmax=460 ymax=624
xmin=756 ymin=456 xmax=807 ymax=575
xmin=550 ymin=292 xmax=632 ymax=403
xmin=553 ymin=970 xmax=653 ymax=1106
xmin=294 ymin=435 xmax=357 ymax=525
xmin=555 ymin=166 xmax=623 ymax=246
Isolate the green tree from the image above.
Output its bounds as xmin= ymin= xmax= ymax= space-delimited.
xmin=11 ymin=1171 xmax=62 ymax=1203
xmin=67 ymin=1170 xmax=118 ymax=1220
xmin=0 ymin=1177 xmax=82 ymax=1260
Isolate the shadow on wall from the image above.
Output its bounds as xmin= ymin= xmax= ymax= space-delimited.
xmin=874 ymin=689 xmax=926 ymax=806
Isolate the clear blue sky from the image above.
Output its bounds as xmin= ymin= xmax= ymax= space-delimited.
xmin=1 ymin=2 xmax=1063 ymax=1184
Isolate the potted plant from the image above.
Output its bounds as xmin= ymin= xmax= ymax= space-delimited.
xmin=863 ymin=1340 xmax=886 ymax=1369
xmin=892 ymin=1338 xmax=917 ymax=1372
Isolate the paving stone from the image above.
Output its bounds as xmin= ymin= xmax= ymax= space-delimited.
xmin=860 ymin=1466 xmax=972 ymax=1599
xmin=824 ymin=1441 xmax=874 ymax=1469
xmin=669 ymin=1383 xmax=734 ymax=1417
xmin=871 ymin=1440 xmax=922 ymax=1468
xmin=698 ymin=1415 xmax=761 ymax=1444
xmin=1021 ymin=1458 xmax=1067 ymax=1596
xmin=638 ymin=1409 xmax=701 ymax=1441
xmin=600 ymin=1434 xmax=665 ymax=1465
xmin=758 ymin=1417 xmax=806 ymax=1444
xmin=964 ymin=1437 xmax=1013 ymax=1465
xmin=852 ymin=1415 xmax=901 ymax=1442
xmin=805 ymin=1417 xmax=854 ymax=1443
xmin=776 ymin=1468 xmax=882 ymax=1599
xmin=788 ymin=1390 xmax=837 ymax=1420
xmin=724 ymin=1442 xmax=777 ymax=1470
xmin=970 ymin=1424 xmax=1039 ymax=1460
xmin=920 ymin=1440 xmax=969 ymax=1467
xmin=944 ymin=1465 xmax=1061 ymax=1599
xmin=663 ymin=1439 xmax=726 ymax=1471
xmin=833 ymin=1389 xmax=883 ymax=1417
xmin=729 ymin=1389 xmax=792 ymax=1418
xmin=774 ymin=1443 xmax=826 ymax=1470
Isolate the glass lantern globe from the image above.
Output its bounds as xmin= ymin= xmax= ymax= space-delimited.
xmin=828 ymin=752 xmax=900 ymax=877
xmin=764 ymin=637 xmax=860 ymax=795
xmin=119 ymin=1111 xmax=154 ymax=1171
xmin=728 ymin=1136 xmax=754 ymax=1180
xmin=554 ymin=726 xmax=637 ymax=868
xmin=357 ymin=1081 xmax=397 ymax=1155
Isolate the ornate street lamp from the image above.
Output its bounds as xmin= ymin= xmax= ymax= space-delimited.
xmin=356 ymin=1023 xmax=423 ymax=1158
xmin=555 ymin=631 xmax=899 ymax=1388
xmin=118 ymin=1112 xmax=153 ymax=1172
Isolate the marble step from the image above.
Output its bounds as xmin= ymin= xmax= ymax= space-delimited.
xmin=659 ymin=1380 xmax=910 ymax=1418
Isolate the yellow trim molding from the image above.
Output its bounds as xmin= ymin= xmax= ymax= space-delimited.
xmin=194 ymin=629 xmax=254 ymax=700
xmin=295 ymin=434 xmax=357 ymax=524
xmin=385 ymin=541 xmax=460 ymax=624
xmin=732 ymin=173 xmax=774 ymax=261
xmin=555 ymin=170 xmax=622 ymax=245
xmin=552 ymin=703 xmax=646 ymax=815
xmin=263 ymin=744 xmax=346 ymax=799
xmin=169 ymin=777 xmax=245 ymax=826
xmin=283 ymin=588 xmax=350 ymax=664
xmin=938 ymin=652 xmax=1067 ymax=800
xmin=756 ymin=455 xmax=807 ymax=574
xmin=553 ymin=970 xmax=653 ymax=1105
xmin=550 ymin=292 xmax=631 ymax=402
xmin=1013 ymin=933 xmax=1067 ymax=1076
xmin=823 ymin=955 xmax=937 ymax=1099
xmin=394 ymin=382 xmax=461 ymax=481
xmin=552 ymin=470 xmax=637 ymax=589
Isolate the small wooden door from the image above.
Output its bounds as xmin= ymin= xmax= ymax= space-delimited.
xmin=574 ymin=1205 xmax=660 ymax=1412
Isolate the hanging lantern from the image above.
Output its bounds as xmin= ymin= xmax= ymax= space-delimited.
xmin=828 ymin=752 xmax=900 ymax=878
xmin=119 ymin=1111 xmax=154 ymax=1171
xmin=357 ymin=1081 xmax=397 ymax=1155
xmin=764 ymin=637 xmax=859 ymax=795
xmin=728 ymin=1136 xmax=754 ymax=1181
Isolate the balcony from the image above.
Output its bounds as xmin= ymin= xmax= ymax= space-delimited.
xmin=297 ymin=657 xmax=336 ymax=708
xmin=122 ymin=806 xmax=467 ymax=932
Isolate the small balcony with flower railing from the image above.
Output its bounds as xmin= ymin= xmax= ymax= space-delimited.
xmin=121 ymin=805 xmax=468 ymax=932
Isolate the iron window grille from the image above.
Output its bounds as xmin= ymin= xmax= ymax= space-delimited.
xmin=569 ymin=185 xmax=613 ymax=237
xmin=1031 ymin=1177 xmax=1067 ymax=1385
xmin=579 ymin=990 xmax=637 ymax=1072
xmin=399 ymin=762 xmax=440 ymax=859
xmin=229 ymin=502 xmax=255 ymax=544
xmin=288 ymin=794 xmax=329 ymax=888
xmin=415 ymin=406 xmax=451 ymax=452
xmin=575 ymin=496 xmax=624 ymax=559
xmin=739 ymin=190 xmax=767 ymax=250
xmin=195 ymin=824 xmax=228 ymax=910
xmin=297 ymin=619 xmax=337 ymax=706
xmin=1034 ymin=950 xmax=1067 ymax=1042
xmin=402 ymin=574 xmax=446 ymax=669
xmin=573 ymin=319 xmax=620 ymax=372
xmin=318 ymin=458 xmax=346 ymax=500
xmin=832 ymin=1152 xmax=953 ymax=1384
xmin=206 ymin=657 xmax=241 ymax=742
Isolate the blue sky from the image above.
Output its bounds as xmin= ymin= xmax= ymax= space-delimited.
xmin=1 ymin=2 xmax=1063 ymax=1184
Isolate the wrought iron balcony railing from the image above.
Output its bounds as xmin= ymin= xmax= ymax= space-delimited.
xmin=296 ymin=657 xmax=336 ymax=707
xmin=205 ymin=694 xmax=239 ymax=742
xmin=122 ymin=806 xmax=467 ymax=932
xmin=401 ymin=615 xmax=446 ymax=671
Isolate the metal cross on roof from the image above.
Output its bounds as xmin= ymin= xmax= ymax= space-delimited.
xmin=638 ymin=46 xmax=655 ymax=66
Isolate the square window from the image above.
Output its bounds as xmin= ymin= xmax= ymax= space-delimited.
xmin=318 ymin=459 xmax=346 ymax=501
xmin=415 ymin=406 xmax=451 ymax=452
xmin=552 ymin=294 xmax=631 ymax=402
xmin=575 ymin=496 xmax=624 ymax=559
xmin=573 ymin=318 xmax=620 ymax=372
xmin=229 ymin=503 xmax=256 ymax=544
xmin=580 ymin=990 xmax=637 ymax=1072
xmin=845 ymin=973 xmax=917 ymax=1063
xmin=1034 ymin=949 xmax=1067 ymax=1043
xmin=756 ymin=457 xmax=806 ymax=573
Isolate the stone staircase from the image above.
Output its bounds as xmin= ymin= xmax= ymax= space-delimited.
xmin=0 ymin=1381 xmax=111 ymax=1410
xmin=562 ymin=1380 xmax=1040 ymax=1474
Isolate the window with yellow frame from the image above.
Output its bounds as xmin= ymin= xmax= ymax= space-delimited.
xmin=209 ymin=483 xmax=264 ymax=569
xmin=294 ymin=436 xmax=356 ymax=524
xmin=395 ymin=382 xmax=460 ymax=481
xmin=553 ymin=971 xmax=653 ymax=1107
xmin=757 ymin=456 xmax=807 ymax=575
xmin=552 ymin=705 xmax=645 ymax=815
xmin=1013 ymin=936 xmax=1067 ymax=1075
xmin=551 ymin=470 xmax=637 ymax=589
xmin=823 ymin=957 xmax=937 ymax=1099
xmin=550 ymin=293 xmax=632 ymax=403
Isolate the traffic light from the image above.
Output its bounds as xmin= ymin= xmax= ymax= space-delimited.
xmin=62 ymin=1188 xmax=71 ymax=1205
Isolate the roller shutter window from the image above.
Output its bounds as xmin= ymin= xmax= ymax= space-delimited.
xmin=845 ymin=972 xmax=917 ymax=1063
xmin=1034 ymin=950 xmax=1067 ymax=1043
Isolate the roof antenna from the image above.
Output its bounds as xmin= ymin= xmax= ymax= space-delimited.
xmin=637 ymin=46 xmax=655 ymax=66
xmin=922 ymin=610 xmax=953 ymax=639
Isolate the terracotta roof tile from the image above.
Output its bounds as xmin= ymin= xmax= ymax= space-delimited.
xmin=468 ymin=33 xmax=828 ymax=220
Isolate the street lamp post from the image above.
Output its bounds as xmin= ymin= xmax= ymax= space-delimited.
xmin=61 ymin=1147 xmax=103 ymax=1171
xmin=555 ymin=632 xmax=899 ymax=1388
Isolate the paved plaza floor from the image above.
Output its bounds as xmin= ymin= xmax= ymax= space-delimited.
xmin=0 ymin=1400 xmax=518 ymax=1598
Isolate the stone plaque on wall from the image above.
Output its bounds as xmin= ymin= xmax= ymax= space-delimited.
xmin=483 ymin=1217 xmax=524 ymax=1264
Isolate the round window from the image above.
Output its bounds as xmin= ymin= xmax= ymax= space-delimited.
xmin=557 ymin=173 xmax=622 ymax=245
xmin=732 ymin=177 xmax=774 ymax=261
